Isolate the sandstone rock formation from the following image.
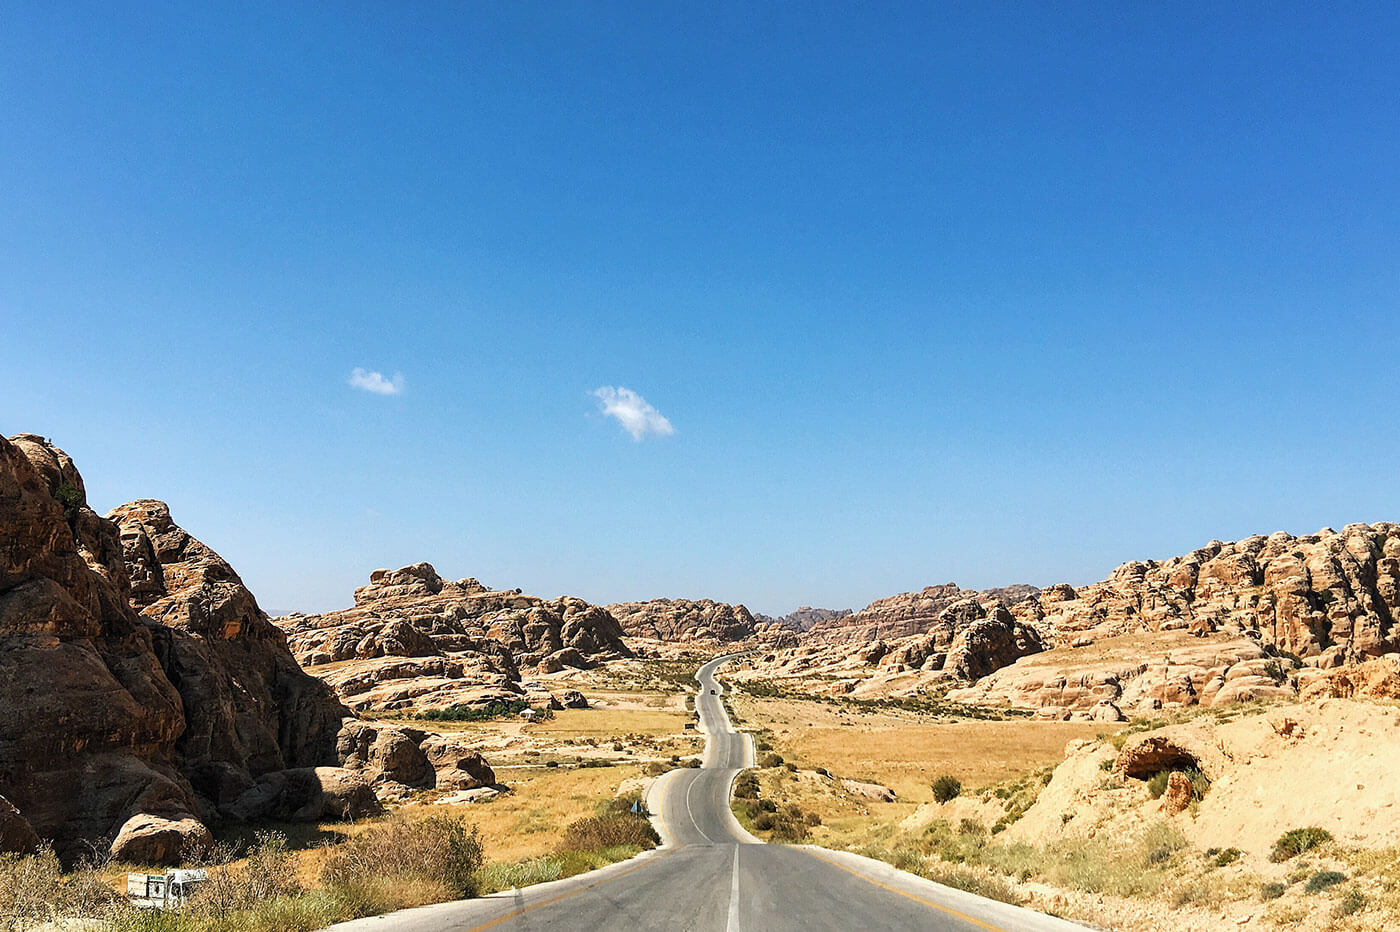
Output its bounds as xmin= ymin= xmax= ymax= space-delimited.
xmin=0 ymin=434 xmax=202 ymax=863
xmin=753 ymin=607 xmax=852 ymax=633
xmin=605 ymin=598 xmax=758 ymax=642
xmin=108 ymin=499 xmax=352 ymax=815
xmin=276 ymin=563 xmax=629 ymax=712
xmin=0 ymin=434 xmax=410 ymax=865
xmin=802 ymin=583 xmax=1040 ymax=645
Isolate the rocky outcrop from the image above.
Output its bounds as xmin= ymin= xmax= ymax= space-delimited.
xmin=753 ymin=607 xmax=852 ymax=633
xmin=276 ymin=563 xmax=629 ymax=712
xmin=0 ymin=434 xmax=201 ymax=863
xmin=108 ymin=500 xmax=352 ymax=814
xmin=420 ymin=736 xmax=496 ymax=790
xmin=110 ymin=815 xmax=212 ymax=864
xmin=1006 ymin=526 xmax=1400 ymax=659
xmin=335 ymin=720 xmax=434 ymax=791
xmin=803 ymin=583 xmax=1040 ymax=645
xmin=605 ymin=598 xmax=757 ymax=642
xmin=0 ymin=434 xmax=424 ymax=865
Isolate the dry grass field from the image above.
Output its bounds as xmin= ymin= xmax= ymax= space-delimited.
xmin=730 ymin=693 xmax=1110 ymax=800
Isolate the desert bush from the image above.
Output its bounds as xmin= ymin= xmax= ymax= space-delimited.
xmin=733 ymin=773 xmax=760 ymax=800
xmin=418 ymin=699 xmax=531 ymax=722
xmin=1259 ymin=881 xmax=1286 ymax=901
xmin=1212 ymin=847 xmax=1242 ymax=868
xmin=1333 ymin=887 xmax=1366 ymax=917
xmin=757 ymin=799 xmax=777 ymax=813
xmin=1146 ymin=771 xmax=1170 ymax=799
xmin=804 ymin=811 xmax=822 ymax=827
xmin=477 ymin=856 xmax=564 ymax=892
xmin=1269 ymin=827 xmax=1333 ymax=862
xmin=931 ymin=775 xmax=962 ymax=803
xmin=1303 ymin=870 xmax=1347 ymax=894
xmin=921 ymin=862 xmax=1020 ymax=905
xmin=752 ymin=813 xmax=776 ymax=831
xmin=0 ymin=847 xmax=123 ymax=928
xmin=760 ymin=753 xmax=784 ymax=768
xmin=556 ymin=813 xmax=658 ymax=853
xmin=322 ymin=814 xmax=483 ymax=898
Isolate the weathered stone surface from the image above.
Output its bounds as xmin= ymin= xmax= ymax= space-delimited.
xmin=605 ymin=598 xmax=757 ymax=642
xmin=804 ymin=584 xmax=1040 ymax=645
xmin=942 ymin=602 xmax=1044 ymax=681
xmin=420 ymin=736 xmax=496 ymax=790
xmin=1298 ymin=653 xmax=1400 ymax=700
xmin=0 ymin=435 xmax=201 ymax=863
xmin=1160 ymin=772 xmax=1194 ymax=816
xmin=0 ymin=797 xmax=40 ymax=855
xmin=110 ymin=814 xmax=212 ymax=866
xmin=752 ymin=607 xmax=852 ymax=633
xmin=108 ymin=500 xmax=352 ymax=810
xmin=226 ymin=767 xmax=382 ymax=822
xmin=276 ymin=564 xmax=629 ymax=711
xmin=335 ymin=720 xmax=433 ymax=789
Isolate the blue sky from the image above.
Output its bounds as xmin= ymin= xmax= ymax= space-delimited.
xmin=3 ymin=3 xmax=1398 ymax=615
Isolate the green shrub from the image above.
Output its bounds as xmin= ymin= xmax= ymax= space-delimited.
xmin=418 ymin=699 xmax=531 ymax=722
xmin=1333 ymin=888 xmax=1366 ymax=917
xmin=1146 ymin=772 xmax=1169 ymax=799
xmin=53 ymin=482 xmax=83 ymax=523
xmin=1269 ymin=827 xmax=1333 ymax=862
xmin=556 ymin=814 xmax=658 ymax=853
xmin=1212 ymin=847 xmax=1242 ymax=868
xmin=321 ymin=815 xmax=484 ymax=898
xmin=1303 ymin=870 xmax=1347 ymax=894
xmin=1259 ymin=881 xmax=1286 ymax=901
xmin=932 ymin=775 xmax=962 ymax=804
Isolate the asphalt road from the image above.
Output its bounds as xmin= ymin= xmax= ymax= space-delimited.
xmin=327 ymin=656 xmax=1088 ymax=932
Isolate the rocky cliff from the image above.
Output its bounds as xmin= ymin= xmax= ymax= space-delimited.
xmin=605 ymin=598 xmax=757 ymax=642
xmin=276 ymin=563 xmax=630 ymax=711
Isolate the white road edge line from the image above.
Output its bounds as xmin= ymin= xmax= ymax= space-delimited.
xmin=685 ymin=770 xmax=716 ymax=844
xmin=726 ymin=844 xmax=742 ymax=932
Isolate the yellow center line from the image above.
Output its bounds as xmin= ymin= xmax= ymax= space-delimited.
xmin=461 ymin=848 xmax=675 ymax=932
xmin=802 ymin=848 xmax=1009 ymax=932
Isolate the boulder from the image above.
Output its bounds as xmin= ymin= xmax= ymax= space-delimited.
xmin=227 ymin=767 xmax=382 ymax=822
xmin=110 ymin=814 xmax=212 ymax=865
xmin=420 ymin=736 xmax=496 ymax=790
xmin=336 ymin=720 xmax=433 ymax=789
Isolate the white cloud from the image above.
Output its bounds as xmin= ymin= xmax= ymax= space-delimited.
xmin=591 ymin=386 xmax=674 ymax=441
xmin=348 ymin=368 xmax=405 ymax=396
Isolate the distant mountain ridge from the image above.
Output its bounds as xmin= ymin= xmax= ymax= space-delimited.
xmin=753 ymin=606 xmax=853 ymax=632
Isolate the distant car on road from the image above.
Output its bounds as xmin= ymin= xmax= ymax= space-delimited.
xmin=710 ymin=689 xmax=716 ymax=694
xmin=684 ymin=722 xmax=697 ymax=730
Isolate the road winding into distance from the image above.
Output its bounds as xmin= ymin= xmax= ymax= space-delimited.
xmin=329 ymin=655 xmax=1087 ymax=931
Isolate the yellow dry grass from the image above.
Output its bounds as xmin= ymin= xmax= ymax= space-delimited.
xmin=734 ymin=694 xmax=1111 ymax=800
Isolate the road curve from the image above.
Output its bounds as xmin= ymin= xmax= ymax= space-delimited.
xmin=326 ymin=655 xmax=1088 ymax=932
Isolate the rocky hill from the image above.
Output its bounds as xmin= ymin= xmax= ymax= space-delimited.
xmin=276 ymin=563 xmax=629 ymax=711
xmin=739 ymin=527 xmax=1400 ymax=722
xmin=0 ymin=434 xmax=503 ymax=865
xmin=605 ymin=598 xmax=757 ymax=642
xmin=753 ymin=606 xmax=852 ymax=632
xmin=0 ymin=435 xmax=391 ymax=864
xmin=801 ymin=583 xmax=1039 ymax=644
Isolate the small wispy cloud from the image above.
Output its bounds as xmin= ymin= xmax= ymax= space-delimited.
xmin=591 ymin=386 xmax=674 ymax=441
xmin=348 ymin=367 xmax=405 ymax=396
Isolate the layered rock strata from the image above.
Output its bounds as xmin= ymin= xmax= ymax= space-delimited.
xmin=605 ymin=598 xmax=757 ymax=642
xmin=277 ymin=563 xmax=629 ymax=711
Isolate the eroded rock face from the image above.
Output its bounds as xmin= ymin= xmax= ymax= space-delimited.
xmin=108 ymin=500 xmax=352 ymax=811
xmin=0 ymin=435 xmax=199 ymax=862
xmin=276 ymin=564 xmax=629 ymax=712
xmin=420 ymin=736 xmax=496 ymax=790
xmin=110 ymin=815 xmax=212 ymax=865
xmin=803 ymin=584 xmax=1040 ymax=645
xmin=335 ymin=720 xmax=433 ymax=791
xmin=1008 ymin=526 xmax=1400 ymax=660
xmin=226 ymin=767 xmax=382 ymax=822
xmin=605 ymin=598 xmax=757 ymax=642
xmin=752 ymin=607 xmax=852 ymax=633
